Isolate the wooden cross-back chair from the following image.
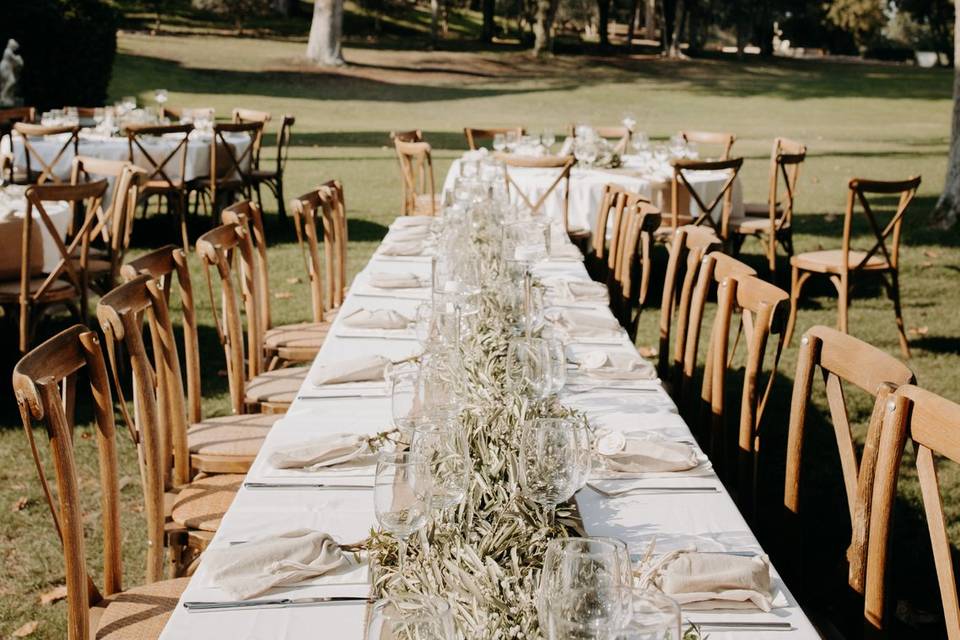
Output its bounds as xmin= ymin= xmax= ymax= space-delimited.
xmin=608 ymin=200 xmax=661 ymax=340
xmin=865 ymin=384 xmax=960 ymax=638
xmin=657 ymin=226 xmax=722 ymax=393
xmin=290 ymin=182 xmax=348 ymax=324
xmin=586 ymin=183 xmax=634 ymax=279
xmin=730 ymin=138 xmax=807 ymax=276
xmin=126 ymin=123 xmax=194 ymax=252
xmin=503 ymin=154 xmax=575 ymax=231
xmin=782 ymin=325 xmax=914 ymax=598
xmin=247 ymin=115 xmax=295 ymax=221
xmin=463 ymin=126 xmax=525 ymax=150
xmin=394 ymin=138 xmax=439 ymax=216
xmin=0 ymin=180 xmax=108 ymax=352
xmin=161 ymin=106 xmax=215 ymax=122
xmin=70 ymin=156 xmax=146 ymax=296
xmin=14 ymin=122 xmax=80 ymax=184
xmin=702 ymin=272 xmax=789 ymax=516
xmin=194 ymin=121 xmax=262 ymax=217
xmin=222 ymin=200 xmax=331 ymax=369
xmin=13 ymin=325 xmax=189 ymax=640
xmin=231 ymin=108 xmax=271 ymax=169
xmin=786 ymin=176 xmax=921 ymax=359
xmin=1 ymin=106 xmax=35 ymax=181
xmin=658 ymin=157 xmax=743 ymax=243
xmin=679 ymin=130 xmax=736 ymax=160
xmin=197 ymin=223 xmax=308 ymax=413
xmin=390 ymin=129 xmax=424 ymax=143
xmin=569 ymin=124 xmax=632 ymax=155
xmin=98 ymin=275 xmax=251 ymax=576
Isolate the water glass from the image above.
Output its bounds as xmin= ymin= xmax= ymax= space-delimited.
xmin=542 ymin=129 xmax=556 ymax=149
xmin=548 ymin=587 xmax=681 ymax=640
xmin=374 ymin=452 xmax=432 ymax=573
xmin=505 ymin=337 xmax=551 ymax=399
xmin=388 ymin=361 xmax=422 ymax=429
xmin=154 ymin=88 xmax=168 ymax=105
xmin=406 ymin=418 xmax=471 ymax=510
xmin=502 ymin=220 xmax=550 ymax=265
xmin=366 ymin=595 xmax=455 ymax=640
xmin=493 ymin=133 xmax=506 ymax=152
xmin=545 ymin=338 xmax=567 ymax=395
xmin=505 ymin=130 xmax=520 ymax=151
xmin=518 ymin=417 xmax=591 ymax=519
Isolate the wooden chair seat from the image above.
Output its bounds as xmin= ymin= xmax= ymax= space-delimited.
xmin=727 ymin=215 xmax=785 ymax=234
xmin=69 ymin=256 xmax=113 ymax=275
xmin=170 ymin=473 xmax=243 ymax=532
xmin=264 ymin=321 xmax=330 ymax=361
xmin=654 ymin=214 xmax=694 ymax=239
xmin=0 ymin=276 xmax=75 ymax=298
xmin=188 ymin=412 xmax=278 ymax=467
xmin=742 ymin=201 xmax=783 ymax=217
xmin=195 ymin=176 xmax=244 ymax=190
xmin=244 ymin=365 xmax=309 ymax=407
xmin=88 ymin=577 xmax=190 ymax=640
xmin=790 ymin=249 xmax=888 ymax=274
xmin=249 ymin=167 xmax=278 ymax=180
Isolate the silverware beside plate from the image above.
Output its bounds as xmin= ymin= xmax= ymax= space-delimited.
xmin=184 ymin=596 xmax=374 ymax=611
xmin=244 ymin=482 xmax=373 ymax=490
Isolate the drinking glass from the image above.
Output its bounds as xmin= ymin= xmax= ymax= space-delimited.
xmin=366 ymin=595 xmax=455 ymax=640
xmin=621 ymin=112 xmax=637 ymax=131
xmin=122 ymin=95 xmax=137 ymax=112
xmin=505 ymin=337 xmax=551 ymax=399
xmin=505 ymin=130 xmax=520 ymax=151
xmin=406 ymin=418 xmax=471 ymax=510
xmin=541 ymin=129 xmax=556 ymax=149
xmin=374 ymin=452 xmax=432 ymax=573
xmin=548 ymin=587 xmax=681 ymax=640
xmin=536 ymin=537 xmax=633 ymax=632
xmin=502 ymin=220 xmax=550 ymax=265
xmin=154 ymin=88 xmax=168 ymax=106
xmin=629 ymin=132 xmax=649 ymax=155
xmin=93 ymin=107 xmax=105 ymax=127
xmin=414 ymin=302 xmax=434 ymax=347
xmin=545 ymin=337 xmax=567 ymax=395
xmin=388 ymin=361 xmax=422 ymax=429
xmin=519 ymin=417 xmax=591 ymax=523
xmin=493 ymin=133 xmax=506 ymax=152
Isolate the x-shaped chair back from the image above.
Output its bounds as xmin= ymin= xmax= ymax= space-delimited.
xmin=766 ymin=137 xmax=806 ymax=230
xmin=841 ymin=176 xmax=921 ymax=275
xmin=671 ymin=156 xmax=743 ymax=240
xmin=126 ymin=123 xmax=193 ymax=190
xmin=679 ymin=130 xmax=736 ymax=160
xmin=394 ymin=139 xmax=436 ymax=216
xmin=588 ymin=183 xmax=637 ymax=276
xmin=503 ymin=154 xmax=575 ymax=228
xmin=14 ymin=122 xmax=80 ymax=184
xmin=570 ymin=124 xmax=632 ymax=155
xmin=463 ymin=126 xmax=525 ymax=150
xmin=611 ymin=199 xmax=661 ymax=339
xmin=211 ymin=122 xmax=260 ymax=187
xmin=273 ymin=115 xmax=296 ymax=178
xmin=232 ymin=108 xmax=271 ymax=169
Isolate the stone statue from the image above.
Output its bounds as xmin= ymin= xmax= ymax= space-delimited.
xmin=0 ymin=39 xmax=24 ymax=107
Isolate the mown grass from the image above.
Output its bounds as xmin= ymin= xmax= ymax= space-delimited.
xmin=0 ymin=27 xmax=957 ymax=638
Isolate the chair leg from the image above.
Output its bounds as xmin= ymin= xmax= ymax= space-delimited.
xmin=835 ymin=274 xmax=849 ymax=334
xmin=889 ymin=271 xmax=910 ymax=358
xmin=275 ymin=178 xmax=286 ymax=222
xmin=178 ymin=191 xmax=190 ymax=253
xmin=18 ymin=301 xmax=29 ymax=353
xmin=785 ymin=266 xmax=807 ymax=345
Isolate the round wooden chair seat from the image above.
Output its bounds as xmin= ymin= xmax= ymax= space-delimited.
xmin=188 ymin=412 xmax=278 ymax=461
xmin=0 ymin=276 xmax=75 ymax=298
xmin=727 ymin=215 xmax=777 ymax=235
xmin=264 ymin=321 xmax=330 ymax=357
xmin=244 ymin=365 xmax=309 ymax=407
xmin=742 ymin=201 xmax=784 ymax=217
xmin=170 ymin=473 xmax=242 ymax=532
xmin=89 ymin=577 xmax=190 ymax=640
xmin=791 ymin=249 xmax=888 ymax=274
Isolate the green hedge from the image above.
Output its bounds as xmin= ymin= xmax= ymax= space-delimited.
xmin=0 ymin=0 xmax=119 ymax=110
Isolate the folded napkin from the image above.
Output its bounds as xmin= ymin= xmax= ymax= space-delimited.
xmin=202 ymin=529 xmax=350 ymax=600
xmin=342 ymin=308 xmax=412 ymax=330
xmin=311 ymin=355 xmax=391 ymax=386
xmin=387 ymin=226 xmax=431 ymax=242
xmin=268 ymin=433 xmax=372 ymax=470
xmin=596 ymin=432 xmax=699 ymax=473
xmin=550 ymin=243 xmax=584 ymax=261
xmin=555 ymin=309 xmax=622 ymax=338
xmin=369 ymin=271 xmax=423 ymax=289
xmin=393 ymin=215 xmax=434 ymax=228
xmin=379 ymin=239 xmax=425 ymax=256
xmin=576 ymin=351 xmax=655 ymax=380
xmin=649 ymin=551 xmax=775 ymax=611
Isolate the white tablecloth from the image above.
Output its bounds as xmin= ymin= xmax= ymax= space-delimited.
xmin=2 ymin=130 xmax=251 ymax=184
xmin=443 ymin=156 xmax=744 ymax=233
xmin=159 ymin=224 xmax=815 ymax=640
xmin=0 ymin=190 xmax=71 ymax=274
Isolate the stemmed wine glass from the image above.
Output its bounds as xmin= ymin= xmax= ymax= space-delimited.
xmin=548 ymin=586 xmax=681 ymax=640
xmin=406 ymin=418 xmax=471 ymax=512
xmin=374 ymin=452 xmax=432 ymax=574
xmin=541 ymin=129 xmax=556 ymax=151
xmin=366 ymin=594 xmax=455 ymax=640
xmin=518 ymin=417 xmax=591 ymax=525
xmin=493 ymin=133 xmax=507 ymax=152
xmin=388 ymin=361 xmax=422 ymax=429
xmin=154 ymin=88 xmax=168 ymax=109
xmin=545 ymin=337 xmax=567 ymax=396
xmin=505 ymin=336 xmax=551 ymax=399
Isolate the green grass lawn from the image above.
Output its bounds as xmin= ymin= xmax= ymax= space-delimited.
xmin=1 ymin=29 xmax=958 ymax=638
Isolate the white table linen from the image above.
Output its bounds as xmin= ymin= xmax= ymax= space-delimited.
xmin=0 ymin=188 xmax=72 ymax=274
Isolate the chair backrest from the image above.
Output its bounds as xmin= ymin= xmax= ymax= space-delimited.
xmin=503 ymin=155 xmax=575 ymax=228
xmin=390 ymin=129 xmax=423 ymax=143
xmin=232 ymin=108 xmax=271 ymax=169
xmin=0 ymin=105 xmax=35 ymax=143
xmin=290 ymin=182 xmax=348 ymax=322
xmin=273 ymin=115 xmax=295 ymax=177
xmin=679 ymin=130 xmax=736 ymax=160
xmin=394 ymin=139 xmax=437 ymax=216
xmin=657 ymin=225 xmax=721 ymax=385
xmin=121 ymin=245 xmax=201 ymax=424
xmin=162 ymin=105 xmax=215 ymax=121
xmin=13 ymin=325 xmax=164 ymax=639
xmin=126 ymin=123 xmax=193 ymax=189
xmin=14 ymin=122 xmax=80 ymax=184
xmin=763 ymin=137 xmax=806 ymax=229
xmin=670 ymin=157 xmax=744 ymax=239
xmin=783 ymin=325 xmax=914 ymax=592
xmin=222 ymin=200 xmax=273 ymax=336
xmin=865 ymin=384 xmax=960 ymax=637
xmin=197 ymin=223 xmax=260 ymax=414
xmin=64 ymin=107 xmax=99 ymax=118
xmin=464 ymin=126 xmax=525 ymax=150
xmin=570 ymin=124 xmax=632 ymax=155
xmin=610 ymin=200 xmax=661 ymax=340
xmin=587 ymin=183 xmax=636 ymax=277
xmin=211 ymin=121 xmax=261 ymax=185
xmin=840 ymin=176 xmax=921 ymax=274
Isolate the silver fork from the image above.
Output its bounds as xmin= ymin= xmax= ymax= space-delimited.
xmin=586 ymin=482 xmax=719 ymax=498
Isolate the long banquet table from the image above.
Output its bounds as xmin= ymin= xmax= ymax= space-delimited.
xmin=159 ymin=220 xmax=817 ymax=639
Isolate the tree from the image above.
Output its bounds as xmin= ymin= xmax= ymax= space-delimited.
xmin=307 ymin=0 xmax=345 ymax=66
xmin=598 ymin=0 xmax=612 ymax=48
xmin=482 ymin=0 xmax=496 ymax=42
xmin=825 ymin=0 xmax=885 ymax=50
xmin=532 ymin=0 xmax=561 ymax=55
xmin=931 ymin=1 xmax=960 ymax=229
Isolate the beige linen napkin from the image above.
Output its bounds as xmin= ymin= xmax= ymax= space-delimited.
xmin=369 ymin=272 xmax=423 ymax=289
xmin=342 ymin=308 xmax=412 ymax=330
xmin=387 ymin=226 xmax=431 ymax=242
xmin=564 ymin=279 xmax=608 ymax=302
xmin=576 ymin=351 xmax=655 ymax=380
xmin=203 ymin=529 xmax=350 ymax=600
xmin=550 ymin=243 xmax=584 ymax=261
xmin=311 ymin=355 xmax=391 ymax=386
xmin=379 ymin=239 xmax=425 ymax=256
xmin=649 ymin=551 xmax=775 ymax=611
xmin=597 ymin=432 xmax=699 ymax=473
xmin=556 ymin=309 xmax=622 ymax=338
xmin=268 ymin=433 xmax=372 ymax=470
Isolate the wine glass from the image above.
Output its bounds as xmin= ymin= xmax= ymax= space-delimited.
xmin=122 ymin=95 xmax=137 ymax=112
xmin=545 ymin=337 xmax=567 ymax=395
xmin=366 ymin=595 xmax=455 ymax=640
xmin=505 ymin=337 xmax=551 ymax=399
xmin=621 ymin=112 xmax=637 ymax=132
xmin=154 ymin=88 xmax=168 ymax=108
xmin=630 ymin=132 xmax=649 ymax=155
xmin=374 ymin=452 xmax=432 ymax=573
xmin=548 ymin=586 xmax=681 ymax=640
xmin=414 ymin=302 xmax=435 ymax=347
xmin=406 ymin=418 xmax=471 ymax=511
xmin=388 ymin=361 xmax=422 ymax=429
xmin=536 ymin=537 xmax=633 ymax=632
xmin=541 ymin=129 xmax=556 ymax=150
xmin=505 ymin=130 xmax=520 ymax=152
xmin=493 ymin=133 xmax=506 ymax=152
xmin=502 ymin=220 xmax=550 ymax=264
xmin=518 ymin=417 xmax=590 ymax=524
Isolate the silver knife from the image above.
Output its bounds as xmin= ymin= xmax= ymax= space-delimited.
xmin=244 ymin=482 xmax=373 ymax=490
xmin=687 ymin=620 xmax=793 ymax=631
xmin=184 ymin=596 xmax=374 ymax=611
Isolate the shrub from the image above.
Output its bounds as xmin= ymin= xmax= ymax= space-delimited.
xmin=0 ymin=0 xmax=119 ymax=110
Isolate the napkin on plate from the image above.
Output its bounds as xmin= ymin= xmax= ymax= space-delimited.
xmin=575 ymin=351 xmax=656 ymax=380
xmin=342 ymin=308 xmax=412 ymax=330
xmin=392 ymin=216 xmax=434 ymax=228
xmin=649 ymin=551 xmax=776 ymax=611
xmin=268 ymin=433 xmax=372 ymax=470
xmin=369 ymin=271 xmax=423 ymax=289
xmin=202 ymin=529 xmax=351 ymax=600
xmin=379 ymin=239 xmax=425 ymax=256
xmin=555 ymin=309 xmax=622 ymax=338
xmin=387 ymin=226 xmax=431 ymax=242
xmin=560 ymin=279 xmax=608 ymax=302
xmin=596 ymin=431 xmax=699 ymax=473
xmin=550 ymin=244 xmax=584 ymax=261
xmin=311 ymin=355 xmax=391 ymax=386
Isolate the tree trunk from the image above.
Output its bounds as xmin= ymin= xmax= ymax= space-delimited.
xmin=431 ymin=0 xmax=441 ymax=46
xmin=598 ymin=0 xmax=611 ymax=48
xmin=665 ymin=0 xmax=684 ymax=57
xmin=644 ymin=0 xmax=656 ymax=40
xmin=932 ymin=5 xmax=960 ymax=229
xmin=532 ymin=0 xmax=559 ymax=56
xmin=482 ymin=0 xmax=496 ymax=42
xmin=306 ymin=0 xmax=345 ymax=66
